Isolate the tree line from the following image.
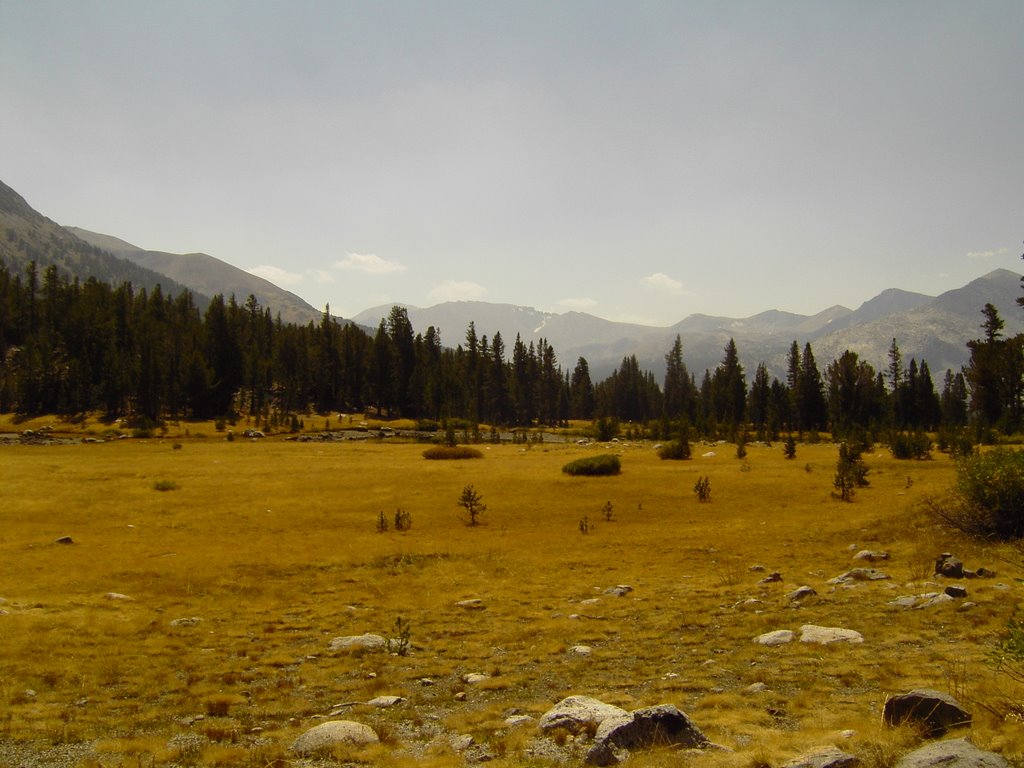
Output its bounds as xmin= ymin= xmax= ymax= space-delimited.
xmin=1 ymin=260 xmax=1020 ymax=440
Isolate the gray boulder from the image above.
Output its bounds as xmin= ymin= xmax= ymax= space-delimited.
xmin=539 ymin=695 xmax=629 ymax=734
xmin=800 ymin=625 xmax=863 ymax=645
xmin=853 ymin=550 xmax=890 ymax=562
xmin=290 ymin=720 xmax=379 ymax=755
xmin=883 ymin=688 xmax=970 ymax=736
xmin=787 ymin=586 xmax=817 ymax=602
xmin=894 ymin=738 xmax=1007 ymax=768
xmin=782 ymin=746 xmax=859 ymax=768
xmin=754 ymin=630 xmax=795 ymax=647
xmin=328 ymin=633 xmax=386 ymax=652
xmin=584 ymin=704 xmax=709 ymax=766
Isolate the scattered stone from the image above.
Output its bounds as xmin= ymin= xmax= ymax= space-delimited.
xmin=840 ymin=730 xmax=856 ymax=739
xmin=170 ymin=617 xmax=202 ymax=627
xmin=569 ymin=645 xmax=593 ymax=656
xmin=976 ymin=566 xmax=997 ymax=578
xmin=584 ymin=704 xmax=710 ymax=766
xmin=744 ymin=682 xmax=769 ymax=694
xmin=290 ymin=720 xmax=379 ymax=755
xmin=889 ymin=592 xmax=959 ymax=610
xmin=883 ymin=689 xmax=970 ymax=737
xmin=935 ymin=553 xmax=963 ymax=579
xmin=462 ymin=673 xmax=490 ymax=685
xmin=505 ymin=715 xmax=535 ymax=728
xmin=787 ymin=585 xmax=817 ymax=602
xmin=799 ymin=625 xmax=863 ymax=645
xmin=944 ymin=585 xmax=968 ymax=599
xmin=781 ymin=746 xmax=859 ymax=768
xmin=366 ymin=695 xmax=404 ymax=708
xmin=104 ymin=592 xmax=133 ymax=601
xmin=604 ymin=585 xmax=633 ymax=597
xmin=734 ymin=598 xmax=765 ymax=611
xmin=918 ymin=593 xmax=955 ymax=609
xmin=453 ymin=691 xmax=467 ymax=701
xmin=419 ymin=678 xmax=435 ymax=686
xmin=754 ymin=630 xmax=795 ymax=647
xmin=853 ymin=550 xmax=890 ymax=562
xmin=55 ymin=536 xmax=74 ymax=545
xmin=829 ymin=568 xmax=890 ymax=584
xmin=579 ymin=598 xmax=601 ymax=606
xmin=328 ymin=633 xmax=386 ymax=652
xmin=456 ymin=598 xmax=486 ymax=610
xmin=957 ymin=602 xmax=977 ymax=612
xmin=894 ymin=738 xmax=1007 ymax=768
xmin=450 ymin=734 xmax=474 ymax=751
xmin=759 ymin=572 xmax=783 ymax=583
xmin=749 ymin=564 xmax=767 ymax=572
xmin=539 ymin=695 xmax=630 ymax=734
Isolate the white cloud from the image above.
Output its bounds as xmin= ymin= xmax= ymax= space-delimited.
xmin=309 ymin=269 xmax=335 ymax=284
xmin=428 ymin=280 xmax=486 ymax=302
xmin=335 ymin=252 xmax=407 ymax=274
xmin=557 ymin=297 xmax=598 ymax=310
xmin=966 ymin=248 xmax=1008 ymax=260
xmin=641 ymin=272 xmax=691 ymax=296
xmin=248 ymin=265 xmax=304 ymax=286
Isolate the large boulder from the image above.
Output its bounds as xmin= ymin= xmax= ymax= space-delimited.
xmin=290 ymin=720 xmax=379 ymax=755
xmin=935 ymin=553 xmax=964 ymax=579
xmin=328 ymin=633 xmax=386 ymax=652
xmin=894 ymin=738 xmax=1007 ymax=768
xmin=538 ymin=695 xmax=629 ymax=734
xmin=584 ymin=704 xmax=709 ymax=766
xmin=800 ymin=625 xmax=863 ymax=645
xmin=883 ymin=689 xmax=970 ymax=736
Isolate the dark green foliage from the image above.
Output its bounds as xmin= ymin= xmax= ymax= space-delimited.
xmin=593 ymin=416 xmax=620 ymax=442
xmin=783 ymin=435 xmax=797 ymax=459
xmin=153 ymin=480 xmax=179 ymax=492
xmin=736 ymin=432 xmax=748 ymax=460
xmin=579 ymin=516 xmax=590 ymax=534
xmin=601 ymin=501 xmax=614 ymax=522
xmin=386 ymin=617 xmax=411 ymax=656
xmin=832 ymin=442 xmax=869 ymax=502
xmin=889 ymin=431 xmax=932 ymax=460
xmin=562 ymin=454 xmax=621 ymax=476
xmin=422 ymin=445 xmax=483 ymax=460
xmin=694 ymin=475 xmax=711 ymax=502
xmin=658 ymin=439 xmax=691 ymax=460
xmin=938 ymin=427 xmax=975 ymax=459
xmin=376 ymin=511 xmax=389 ymax=533
xmin=394 ymin=508 xmax=412 ymax=531
xmin=937 ymin=448 xmax=1024 ymax=539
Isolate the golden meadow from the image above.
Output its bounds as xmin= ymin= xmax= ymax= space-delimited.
xmin=1 ymin=416 xmax=1021 ymax=767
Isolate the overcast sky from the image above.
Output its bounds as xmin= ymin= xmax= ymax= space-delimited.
xmin=2 ymin=1 xmax=1021 ymax=325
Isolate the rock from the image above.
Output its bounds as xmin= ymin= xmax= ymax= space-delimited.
xmin=976 ymin=566 xmax=997 ymax=578
xmin=170 ymin=617 xmax=202 ymax=627
xmin=579 ymin=598 xmax=601 ymax=606
xmin=781 ymin=746 xmax=859 ymax=768
xmin=759 ymin=571 xmax=783 ymax=584
xmin=749 ymin=564 xmax=767 ymax=572
xmin=734 ymin=598 xmax=765 ymax=610
xmin=918 ymin=593 xmax=955 ymax=609
xmin=894 ymin=738 xmax=1007 ymax=768
xmin=829 ymin=568 xmax=890 ymax=584
xmin=883 ymin=689 xmax=970 ymax=736
xmin=799 ymin=625 xmax=863 ymax=645
xmin=55 ymin=536 xmax=74 ymax=545
xmin=744 ymin=682 xmax=769 ymax=694
xmin=328 ymin=633 xmax=386 ymax=652
xmin=462 ymin=673 xmax=490 ymax=685
xmin=366 ymin=695 xmax=404 ymax=708
xmin=453 ymin=691 xmax=467 ymax=701
xmin=104 ymin=592 xmax=133 ymax=601
xmin=944 ymin=585 xmax=968 ymax=598
xmin=290 ymin=720 xmax=379 ymax=755
xmin=456 ymin=598 xmax=486 ymax=610
xmin=604 ymin=585 xmax=633 ymax=597
xmin=419 ymin=678 xmax=435 ymax=686
xmin=505 ymin=715 xmax=535 ymax=727
xmin=539 ymin=695 xmax=630 ymax=734
xmin=754 ymin=630 xmax=795 ymax=647
xmin=584 ymin=704 xmax=709 ymax=766
xmin=853 ymin=550 xmax=890 ymax=562
xmin=569 ymin=645 xmax=593 ymax=656
xmin=787 ymin=585 xmax=817 ymax=602
xmin=935 ymin=553 xmax=964 ymax=579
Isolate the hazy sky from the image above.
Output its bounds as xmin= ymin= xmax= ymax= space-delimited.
xmin=2 ymin=1 xmax=1021 ymax=325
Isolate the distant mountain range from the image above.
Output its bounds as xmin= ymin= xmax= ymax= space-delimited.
xmin=353 ymin=270 xmax=1022 ymax=381
xmin=2 ymin=179 xmax=1020 ymax=382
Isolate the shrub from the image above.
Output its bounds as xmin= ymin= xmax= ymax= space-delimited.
xmin=694 ymin=476 xmax=711 ymax=502
xmin=376 ymin=511 xmax=389 ymax=533
xmin=889 ymin=431 xmax=932 ymax=460
xmin=935 ymin=448 xmax=1024 ymax=539
xmin=422 ymin=445 xmax=483 ymax=460
xmin=562 ymin=455 xmax=621 ymax=476
xmin=601 ymin=501 xmax=614 ymax=522
xmin=386 ymin=617 xmax=411 ymax=656
xmin=832 ymin=442 xmax=868 ymax=502
xmin=458 ymin=484 xmax=486 ymax=526
xmin=593 ymin=417 xmax=620 ymax=442
xmin=783 ymin=435 xmax=797 ymax=460
xmin=394 ymin=508 xmax=412 ymax=531
xmin=658 ymin=439 xmax=691 ymax=460
xmin=153 ymin=480 xmax=179 ymax=492
xmin=578 ymin=516 xmax=590 ymax=534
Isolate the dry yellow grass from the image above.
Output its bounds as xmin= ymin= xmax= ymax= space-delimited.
xmin=0 ymin=427 xmax=1022 ymax=767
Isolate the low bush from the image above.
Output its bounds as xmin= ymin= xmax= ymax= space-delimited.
xmin=658 ymin=439 xmax=691 ymax=460
xmin=422 ymin=445 xmax=483 ymax=460
xmin=889 ymin=431 xmax=932 ymax=460
xmin=934 ymin=448 xmax=1024 ymax=539
xmin=153 ymin=480 xmax=179 ymax=492
xmin=562 ymin=454 xmax=621 ymax=476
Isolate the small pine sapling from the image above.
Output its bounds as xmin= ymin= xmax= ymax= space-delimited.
xmin=694 ymin=476 xmax=711 ymax=503
xmin=784 ymin=435 xmax=797 ymax=459
xmin=376 ymin=510 xmax=389 ymax=533
xmin=602 ymin=501 xmax=614 ymax=522
xmin=458 ymin=484 xmax=486 ymax=526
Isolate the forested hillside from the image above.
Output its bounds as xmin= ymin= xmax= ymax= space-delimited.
xmin=2 ymin=259 xmax=1020 ymax=440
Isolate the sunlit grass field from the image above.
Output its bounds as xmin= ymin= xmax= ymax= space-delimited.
xmin=1 ymin=420 xmax=1022 ymax=766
